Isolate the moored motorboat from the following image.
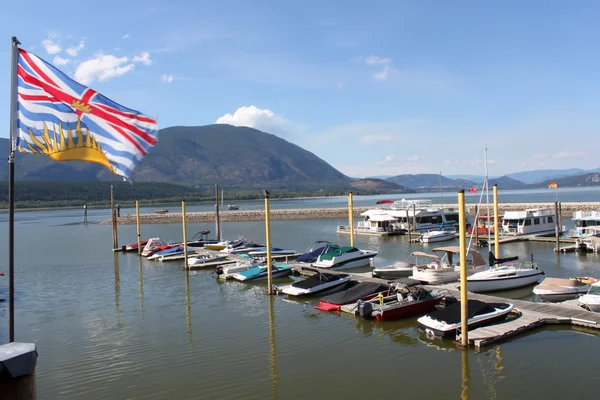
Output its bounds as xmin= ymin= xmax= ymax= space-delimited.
xmin=418 ymin=299 xmax=514 ymax=338
xmin=141 ymin=238 xmax=176 ymax=257
xmin=124 ymin=240 xmax=148 ymax=252
xmin=215 ymin=258 xmax=263 ymax=280
xmin=314 ymin=281 xmax=390 ymax=312
xmin=247 ymin=247 xmax=296 ymax=257
xmin=410 ymin=246 xmax=487 ymax=284
xmin=578 ymin=282 xmax=600 ymax=312
xmin=278 ymin=272 xmax=352 ymax=296
xmin=466 ymin=261 xmax=544 ymax=293
xmin=187 ymin=254 xmax=229 ymax=268
xmin=533 ymin=276 xmax=598 ymax=302
xmin=372 ymin=251 xmax=439 ymax=279
xmin=357 ymin=281 xmax=445 ymax=321
xmin=420 ymin=229 xmax=457 ymax=243
xmin=296 ymin=240 xmax=378 ymax=270
xmin=230 ymin=263 xmax=293 ymax=282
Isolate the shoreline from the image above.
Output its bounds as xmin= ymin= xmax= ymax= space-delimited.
xmin=104 ymin=202 xmax=600 ymax=225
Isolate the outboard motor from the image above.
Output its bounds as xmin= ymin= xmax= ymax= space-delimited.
xmin=358 ymin=300 xmax=374 ymax=319
xmin=215 ymin=266 xmax=224 ymax=275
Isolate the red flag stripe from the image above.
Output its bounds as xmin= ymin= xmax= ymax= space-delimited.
xmin=94 ymin=103 xmax=157 ymax=124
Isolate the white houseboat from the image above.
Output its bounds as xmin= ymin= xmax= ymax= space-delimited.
xmin=501 ymin=208 xmax=557 ymax=236
xmin=570 ymin=211 xmax=600 ymax=238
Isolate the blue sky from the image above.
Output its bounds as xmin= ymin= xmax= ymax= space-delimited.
xmin=1 ymin=0 xmax=599 ymax=177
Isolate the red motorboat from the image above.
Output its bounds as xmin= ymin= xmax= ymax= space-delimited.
xmin=124 ymin=240 xmax=149 ymax=252
xmin=376 ymin=199 xmax=394 ymax=205
xmin=314 ymin=281 xmax=390 ymax=312
xmin=141 ymin=238 xmax=177 ymax=257
xmin=358 ymin=282 xmax=445 ymax=321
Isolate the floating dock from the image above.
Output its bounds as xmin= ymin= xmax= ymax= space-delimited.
xmin=291 ymin=265 xmax=600 ymax=349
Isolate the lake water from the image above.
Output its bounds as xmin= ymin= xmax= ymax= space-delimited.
xmin=1 ymin=188 xmax=600 ymax=399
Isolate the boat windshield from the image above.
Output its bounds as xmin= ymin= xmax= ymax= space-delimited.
xmin=588 ymin=286 xmax=600 ymax=296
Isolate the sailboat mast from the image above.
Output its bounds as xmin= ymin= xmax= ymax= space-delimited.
xmin=439 ymin=171 xmax=443 ymax=209
xmin=484 ymin=147 xmax=492 ymax=253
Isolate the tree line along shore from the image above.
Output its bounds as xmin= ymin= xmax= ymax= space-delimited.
xmin=104 ymin=202 xmax=600 ymax=225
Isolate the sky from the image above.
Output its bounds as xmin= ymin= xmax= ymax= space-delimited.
xmin=1 ymin=0 xmax=600 ymax=178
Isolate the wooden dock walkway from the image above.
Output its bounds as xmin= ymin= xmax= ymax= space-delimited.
xmin=291 ymin=265 xmax=600 ymax=349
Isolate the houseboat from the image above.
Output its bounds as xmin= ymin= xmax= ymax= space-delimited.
xmin=386 ymin=199 xmax=466 ymax=232
xmin=501 ymin=208 xmax=557 ymax=236
xmin=337 ymin=209 xmax=404 ymax=236
xmin=570 ymin=211 xmax=600 ymax=238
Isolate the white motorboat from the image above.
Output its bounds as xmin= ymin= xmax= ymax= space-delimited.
xmin=372 ymin=251 xmax=437 ymax=279
xmin=187 ymin=254 xmax=229 ymax=268
xmin=215 ymin=258 xmax=262 ymax=280
xmin=410 ymin=246 xmax=487 ymax=284
xmin=466 ymin=261 xmax=544 ymax=293
xmin=420 ymin=228 xmax=457 ymax=243
xmin=533 ymin=276 xmax=598 ymax=302
xmin=578 ymin=282 xmax=600 ymax=312
xmin=297 ymin=241 xmax=378 ymax=270
xmin=501 ymin=208 xmax=558 ymax=236
xmin=278 ymin=272 xmax=352 ymax=296
xmin=418 ymin=299 xmax=514 ymax=338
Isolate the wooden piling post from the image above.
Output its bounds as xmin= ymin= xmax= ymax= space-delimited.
xmin=83 ymin=204 xmax=88 ymax=225
xmin=215 ymin=184 xmax=221 ymax=241
xmin=458 ymin=190 xmax=469 ymax=347
xmin=135 ymin=201 xmax=142 ymax=256
xmin=348 ymin=192 xmax=355 ymax=247
xmin=110 ymin=185 xmax=118 ymax=250
xmin=0 ymin=342 xmax=37 ymax=400
xmin=554 ymin=201 xmax=561 ymax=252
xmin=182 ymin=199 xmax=189 ymax=266
xmin=264 ymin=190 xmax=273 ymax=294
xmin=493 ymin=184 xmax=500 ymax=258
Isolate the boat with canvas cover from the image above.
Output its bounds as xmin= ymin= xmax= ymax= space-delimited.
xmin=247 ymin=247 xmax=296 ymax=256
xmin=215 ymin=258 xmax=263 ymax=280
xmin=466 ymin=254 xmax=544 ymax=293
xmin=578 ymin=282 xmax=600 ymax=312
xmin=372 ymin=251 xmax=437 ymax=279
xmin=314 ymin=281 xmax=390 ymax=312
xmin=357 ymin=280 xmax=445 ymax=321
xmin=296 ymin=241 xmax=378 ymax=270
xmin=418 ymin=299 xmax=514 ymax=338
xmin=533 ymin=276 xmax=598 ymax=302
xmin=230 ymin=262 xmax=293 ymax=282
xmin=278 ymin=272 xmax=352 ymax=296
xmin=125 ymin=240 xmax=148 ymax=252
xmin=410 ymin=246 xmax=487 ymax=284
xmin=141 ymin=238 xmax=177 ymax=257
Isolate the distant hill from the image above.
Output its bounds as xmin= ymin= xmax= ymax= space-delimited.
xmin=505 ymin=168 xmax=596 ymax=184
xmin=488 ymin=176 xmax=527 ymax=188
xmin=534 ymin=173 xmax=600 ymax=188
xmin=0 ymin=124 xmax=352 ymax=190
xmin=386 ymin=174 xmax=478 ymax=191
xmin=349 ymin=178 xmax=411 ymax=193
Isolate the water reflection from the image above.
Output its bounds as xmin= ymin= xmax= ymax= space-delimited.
xmin=185 ymin=269 xmax=194 ymax=348
xmin=138 ymin=256 xmax=145 ymax=314
xmin=268 ymin=295 xmax=279 ymax=400
xmin=113 ymin=253 xmax=120 ymax=321
xmin=461 ymin=348 xmax=471 ymax=400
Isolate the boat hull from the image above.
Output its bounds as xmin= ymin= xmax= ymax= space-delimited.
xmin=231 ymin=268 xmax=291 ymax=282
xmin=372 ymin=268 xmax=413 ymax=279
xmin=421 ymin=232 xmax=456 ymax=243
xmin=578 ymin=295 xmax=600 ymax=312
xmin=374 ymin=297 xmax=442 ymax=321
xmin=467 ymin=272 xmax=544 ymax=293
xmin=279 ymin=276 xmax=352 ymax=296
xmin=418 ymin=311 xmax=511 ymax=338
xmin=313 ymin=253 xmax=377 ymax=270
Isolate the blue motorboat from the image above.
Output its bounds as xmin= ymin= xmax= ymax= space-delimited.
xmin=230 ymin=262 xmax=293 ymax=282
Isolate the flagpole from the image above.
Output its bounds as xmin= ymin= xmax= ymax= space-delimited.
xmin=8 ymin=36 xmax=21 ymax=343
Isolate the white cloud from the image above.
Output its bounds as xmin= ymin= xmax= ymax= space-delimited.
xmin=133 ymin=52 xmax=152 ymax=65
xmin=74 ymin=53 xmax=135 ymax=85
xmin=122 ymin=33 xmax=130 ymax=39
xmin=65 ymin=39 xmax=85 ymax=57
xmin=407 ymin=155 xmax=420 ymax=161
xmin=53 ymin=56 xmax=69 ymax=66
xmin=161 ymin=74 xmax=173 ymax=84
xmin=364 ymin=55 xmax=396 ymax=81
xmin=376 ymin=155 xmax=396 ymax=166
xmin=42 ymin=33 xmax=61 ymax=55
xmin=215 ymin=106 xmax=297 ymax=138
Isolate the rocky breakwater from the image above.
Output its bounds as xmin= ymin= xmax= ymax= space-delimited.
xmin=103 ymin=202 xmax=600 ymax=225
xmin=107 ymin=207 xmax=374 ymax=225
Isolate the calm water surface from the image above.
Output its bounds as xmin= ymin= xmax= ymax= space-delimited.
xmin=1 ymin=191 xmax=600 ymax=399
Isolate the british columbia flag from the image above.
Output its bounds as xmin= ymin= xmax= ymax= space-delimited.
xmin=16 ymin=48 xmax=158 ymax=178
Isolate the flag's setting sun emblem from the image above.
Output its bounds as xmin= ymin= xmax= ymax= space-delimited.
xmin=20 ymin=119 xmax=116 ymax=173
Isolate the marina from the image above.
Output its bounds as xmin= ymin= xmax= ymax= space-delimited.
xmin=2 ymin=190 xmax=600 ymax=399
